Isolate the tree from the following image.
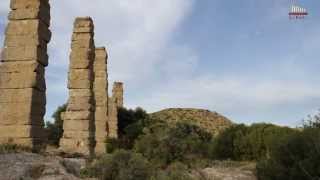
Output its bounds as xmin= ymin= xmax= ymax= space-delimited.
xmin=117 ymin=107 xmax=148 ymax=136
xmin=46 ymin=104 xmax=67 ymax=146
xmin=257 ymin=128 xmax=320 ymax=180
xmin=134 ymin=120 xmax=213 ymax=167
xmin=303 ymin=110 xmax=320 ymax=128
xmin=106 ymin=107 xmax=149 ymax=151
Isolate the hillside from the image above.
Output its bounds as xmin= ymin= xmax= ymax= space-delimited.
xmin=150 ymin=108 xmax=233 ymax=135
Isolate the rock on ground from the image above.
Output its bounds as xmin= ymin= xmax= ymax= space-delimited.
xmin=0 ymin=152 xmax=93 ymax=180
xmin=191 ymin=162 xmax=257 ymax=180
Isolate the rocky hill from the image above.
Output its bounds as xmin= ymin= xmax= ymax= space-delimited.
xmin=150 ymin=108 xmax=233 ymax=135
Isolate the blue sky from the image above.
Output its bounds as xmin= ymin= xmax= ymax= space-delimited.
xmin=0 ymin=0 xmax=319 ymax=126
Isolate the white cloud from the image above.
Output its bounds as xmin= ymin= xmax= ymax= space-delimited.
xmin=0 ymin=1 xmax=319 ymax=126
xmin=0 ymin=0 xmax=196 ymax=119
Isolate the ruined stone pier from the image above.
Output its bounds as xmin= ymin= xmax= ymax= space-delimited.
xmin=60 ymin=17 xmax=95 ymax=155
xmin=108 ymin=82 xmax=124 ymax=138
xmin=94 ymin=47 xmax=109 ymax=154
xmin=0 ymin=0 xmax=51 ymax=151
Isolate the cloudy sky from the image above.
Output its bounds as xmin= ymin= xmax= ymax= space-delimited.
xmin=0 ymin=0 xmax=319 ymax=126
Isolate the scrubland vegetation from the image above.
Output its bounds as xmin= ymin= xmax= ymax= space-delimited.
xmin=73 ymin=107 xmax=320 ymax=180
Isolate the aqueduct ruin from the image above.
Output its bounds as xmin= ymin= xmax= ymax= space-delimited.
xmin=0 ymin=0 xmax=124 ymax=155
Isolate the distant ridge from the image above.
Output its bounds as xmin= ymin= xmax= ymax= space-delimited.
xmin=150 ymin=108 xmax=233 ymax=135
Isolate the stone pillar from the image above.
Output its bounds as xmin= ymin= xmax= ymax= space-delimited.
xmin=0 ymin=0 xmax=51 ymax=151
xmin=60 ymin=17 xmax=95 ymax=156
xmin=93 ymin=47 xmax=108 ymax=154
xmin=107 ymin=82 xmax=124 ymax=138
xmin=112 ymin=82 xmax=124 ymax=108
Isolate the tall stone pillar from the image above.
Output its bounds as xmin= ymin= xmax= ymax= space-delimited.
xmin=93 ymin=47 xmax=108 ymax=154
xmin=0 ymin=0 xmax=51 ymax=151
xmin=112 ymin=82 xmax=124 ymax=108
xmin=60 ymin=17 xmax=95 ymax=156
xmin=107 ymin=82 xmax=124 ymax=138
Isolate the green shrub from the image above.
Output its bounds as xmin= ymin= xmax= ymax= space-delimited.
xmin=212 ymin=123 xmax=296 ymax=161
xmin=151 ymin=162 xmax=193 ymax=180
xmin=84 ymin=150 xmax=153 ymax=180
xmin=0 ymin=143 xmax=32 ymax=154
xmin=105 ymin=107 xmax=149 ymax=151
xmin=118 ymin=107 xmax=148 ymax=136
xmin=212 ymin=124 xmax=249 ymax=160
xmin=134 ymin=121 xmax=213 ymax=167
xmin=46 ymin=104 xmax=67 ymax=146
xmin=303 ymin=111 xmax=320 ymax=128
xmin=105 ymin=138 xmax=120 ymax=153
xmin=257 ymin=128 xmax=320 ymax=180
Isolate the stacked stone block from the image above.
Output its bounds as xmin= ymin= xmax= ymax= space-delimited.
xmin=94 ymin=47 xmax=109 ymax=154
xmin=112 ymin=82 xmax=124 ymax=108
xmin=107 ymin=82 xmax=124 ymax=138
xmin=0 ymin=0 xmax=51 ymax=150
xmin=60 ymin=17 xmax=95 ymax=155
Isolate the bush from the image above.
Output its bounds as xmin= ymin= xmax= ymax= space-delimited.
xmin=257 ymin=128 xmax=320 ymax=180
xmin=134 ymin=120 xmax=213 ymax=167
xmin=212 ymin=123 xmax=296 ymax=161
xmin=118 ymin=107 xmax=148 ymax=136
xmin=303 ymin=110 xmax=320 ymax=128
xmin=46 ymin=104 xmax=67 ymax=146
xmin=107 ymin=107 xmax=149 ymax=151
xmin=0 ymin=143 xmax=32 ymax=154
xmin=151 ymin=162 xmax=193 ymax=180
xmin=83 ymin=150 xmax=153 ymax=180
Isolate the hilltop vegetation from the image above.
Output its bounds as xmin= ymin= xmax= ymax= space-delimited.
xmin=8 ymin=106 xmax=318 ymax=180
xmin=79 ymin=107 xmax=320 ymax=180
xmin=150 ymin=108 xmax=233 ymax=135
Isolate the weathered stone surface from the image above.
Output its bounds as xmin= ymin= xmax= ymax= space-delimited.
xmin=63 ymin=111 xmax=93 ymax=121
xmin=67 ymin=69 xmax=92 ymax=89
xmin=0 ymin=61 xmax=40 ymax=73
xmin=71 ymin=33 xmax=93 ymax=41
xmin=63 ymin=131 xmax=91 ymax=139
xmin=95 ymin=143 xmax=106 ymax=155
xmin=69 ymin=89 xmax=91 ymax=97
xmin=67 ymin=96 xmax=93 ymax=111
xmin=1 ymin=45 xmax=48 ymax=66
xmin=0 ymin=0 xmax=51 ymax=151
xmin=95 ymin=107 xmax=107 ymax=122
xmin=71 ymin=38 xmax=94 ymax=49
xmin=64 ymin=120 xmax=91 ymax=131
xmin=94 ymin=71 xmax=107 ymax=78
xmin=4 ymin=34 xmax=45 ymax=47
xmin=0 ymin=125 xmax=44 ymax=139
xmin=93 ymin=47 xmax=108 ymax=154
xmin=0 ymin=88 xmax=45 ymax=104
xmin=0 ymin=102 xmax=46 ymax=120
xmin=73 ymin=17 xmax=94 ymax=30
xmin=0 ymin=153 xmax=86 ymax=180
xmin=61 ymin=17 xmax=95 ymax=156
xmin=60 ymin=139 xmax=92 ymax=155
xmin=5 ymin=20 xmax=51 ymax=42
xmin=69 ymin=49 xmax=94 ymax=69
xmin=0 ymin=64 xmax=46 ymax=90
xmin=112 ymin=82 xmax=124 ymax=108
xmin=9 ymin=6 xmax=50 ymax=25
xmin=94 ymin=78 xmax=107 ymax=90
xmin=107 ymin=96 xmax=118 ymax=139
xmin=10 ymin=0 xmax=49 ymax=10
